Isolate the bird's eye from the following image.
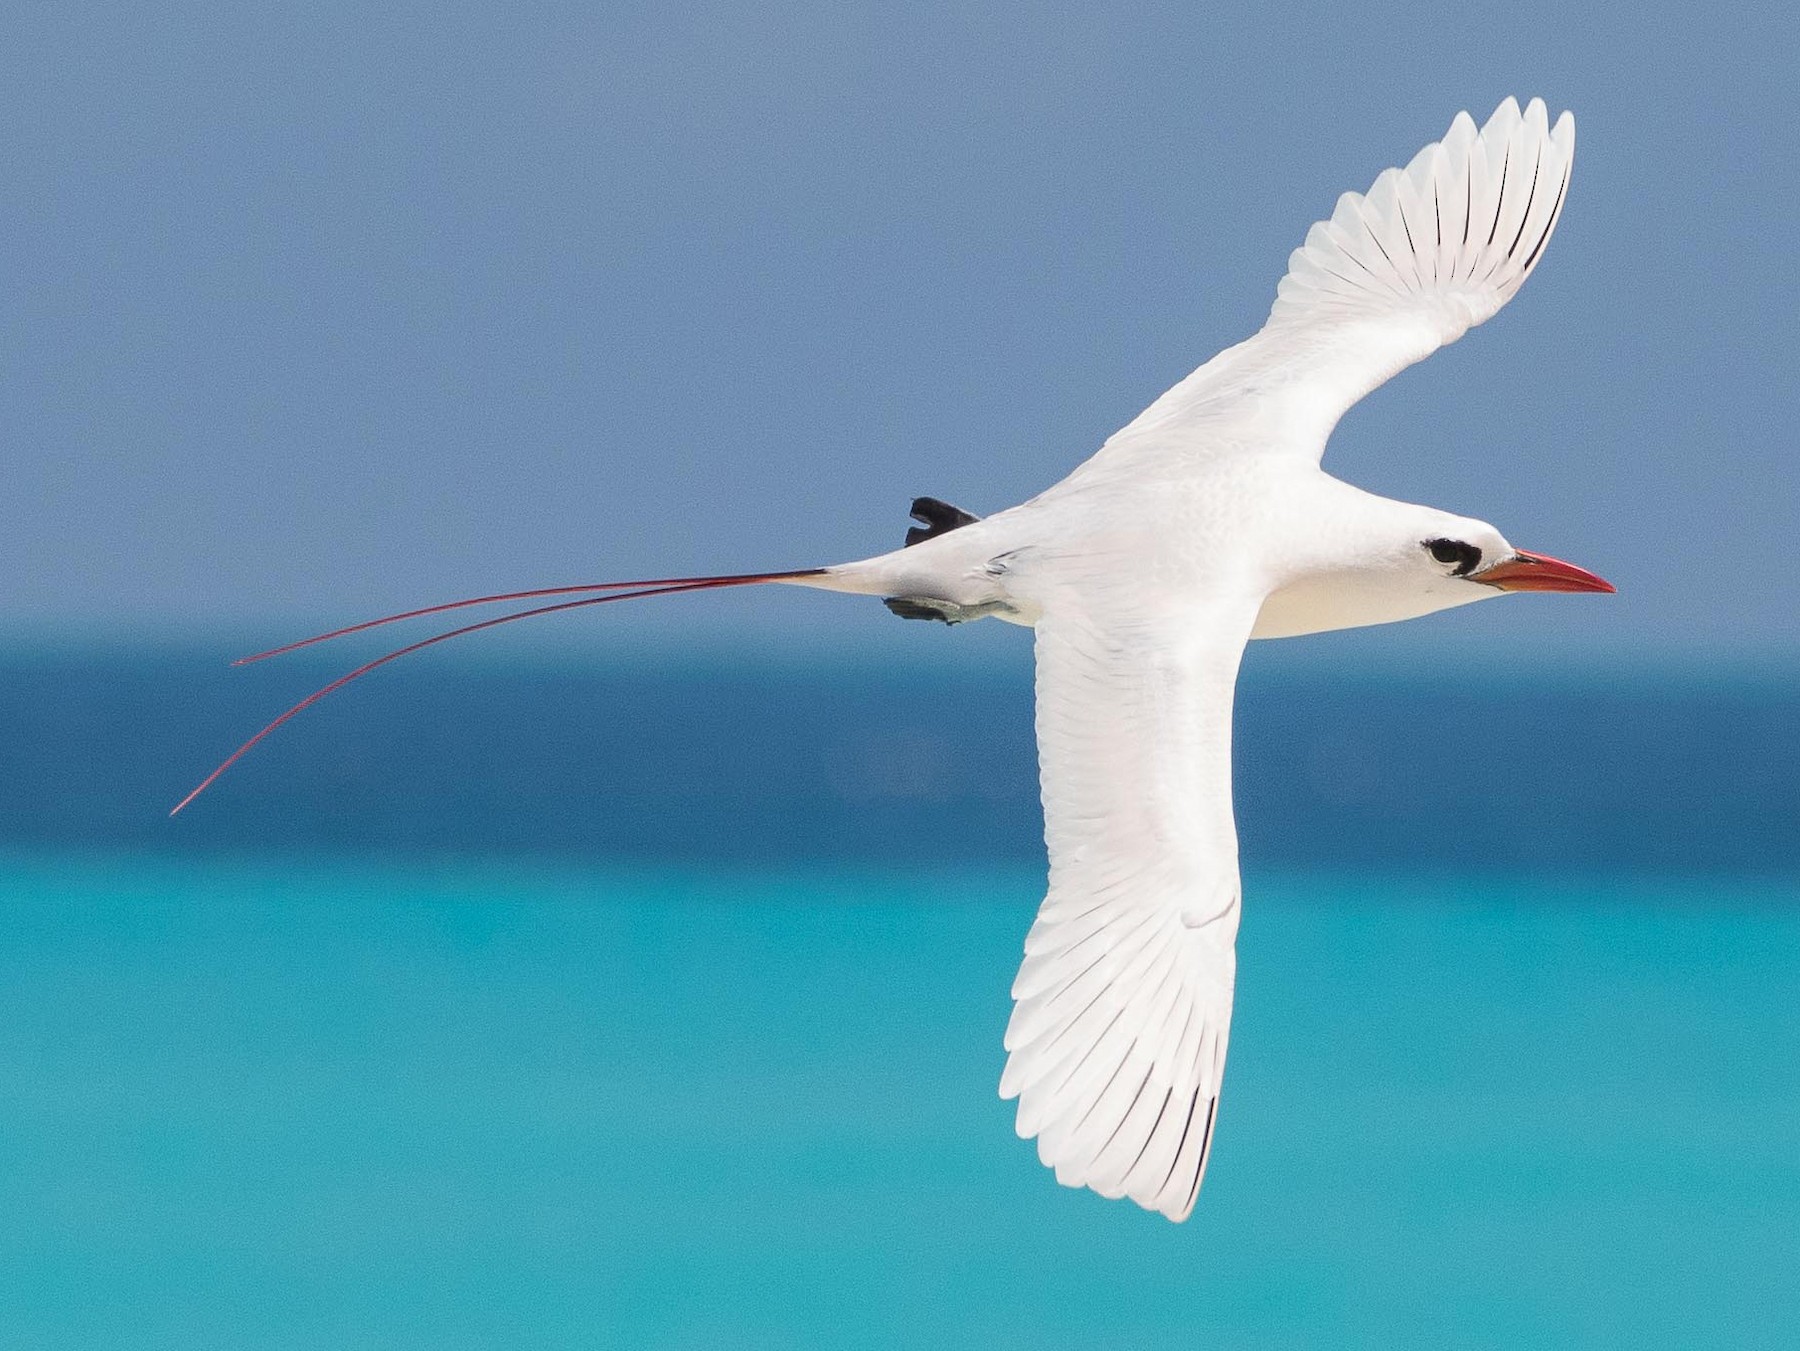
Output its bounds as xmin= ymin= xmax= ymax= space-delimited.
xmin=1424 ymin=538 xmax=1482 ymax=575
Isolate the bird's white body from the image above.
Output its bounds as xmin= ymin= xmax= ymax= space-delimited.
xmin=781 ymin=97 xmax=1605 ymax=1219
xmin=809 ymin=461 xmax=1499 ymax=637
xmin=192 ymin=97 xmax=1611 ymax=1224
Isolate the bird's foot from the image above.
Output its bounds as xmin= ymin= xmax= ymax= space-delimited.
xmin=903 ymin=497 xmax=981 ymax=548
xmin=882 ymin=595 xmax=1016 ymax=624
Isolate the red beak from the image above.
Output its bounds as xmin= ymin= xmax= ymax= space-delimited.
xmin=1474 ymin=550 xmax=1615 ymax=594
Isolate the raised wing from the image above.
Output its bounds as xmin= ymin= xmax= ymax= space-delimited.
xmin=1000 ymin=588 xmax=1260 ymax=1221
xmin=1097 ymin=97 xmax=1574 ymax=467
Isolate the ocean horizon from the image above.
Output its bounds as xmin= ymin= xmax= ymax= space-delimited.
xmin=8 ymin=643 xmax=1797 ymax=873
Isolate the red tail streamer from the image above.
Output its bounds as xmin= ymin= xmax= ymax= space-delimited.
xmin=234 ymin=570 xmax=823 ymax=665
xmin=173 ymin=572 xmax=811 ymax=816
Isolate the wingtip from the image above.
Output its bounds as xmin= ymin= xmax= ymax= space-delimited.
xmin=1482 ymin=96 xmax=1574 ymax=141
xmin=1553 ymin=108 xmax=1577 ymax=153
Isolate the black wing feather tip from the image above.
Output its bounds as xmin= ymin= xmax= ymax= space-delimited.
xmin=1520 ymin=162 xmax=1570 ymax=274
xmin=1183 ymin=1097 xmax=1219 ymax=1214
xmin=1158 ymin=1088 xmax=1204 ymax=1197
xmin=1506 ymin=152 xmax=1544 ymax=260
xmin=1484 ymin=145 xmax=1510 ymax=249
xmin=1122 ymin=1087 xmax=1177 ymax=1184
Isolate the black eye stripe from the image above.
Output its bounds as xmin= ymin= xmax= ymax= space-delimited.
xmin=1424 ymin=538 xmax=1483 ymax=576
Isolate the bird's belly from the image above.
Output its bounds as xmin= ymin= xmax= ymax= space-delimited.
xmin=1250 ymin=572 xmax=1478 ymax=639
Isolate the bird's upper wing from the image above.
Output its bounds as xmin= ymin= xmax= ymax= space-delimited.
xmin=1000 ymin=584 xmax=1261 ymax=1221
xmin=1091 ymin=97 xmax=1574 ymax=470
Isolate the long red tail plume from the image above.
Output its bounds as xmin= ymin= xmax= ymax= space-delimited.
xmin=172 ymin=569 xmax=822 ymax=816
xmin=234 ymin=569 xmax=824 ymax=664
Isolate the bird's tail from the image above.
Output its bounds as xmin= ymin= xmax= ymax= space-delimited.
xmin=170 ymin=563 xmax=884 ymax=816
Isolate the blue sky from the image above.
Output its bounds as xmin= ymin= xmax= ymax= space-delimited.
xmin=4 ymin=1 xmax=1795 ymax=663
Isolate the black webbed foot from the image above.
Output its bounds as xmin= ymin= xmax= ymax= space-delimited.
xmin=883 ymin=597 xmax=958 ymax=624
xmin=903 ymin=497 xmax=981 ymax=548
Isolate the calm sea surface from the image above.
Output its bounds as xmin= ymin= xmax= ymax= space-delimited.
xmin=3 ymin=852 xmax=1796 ymax=1348
xmin=4 ymin=651 xmax=1798 ymax=1345
xmin=6 ymin=648 xmax=1798 ymax=872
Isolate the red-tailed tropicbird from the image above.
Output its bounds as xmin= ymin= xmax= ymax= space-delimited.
xmin=179 ymin=98 xmax=1613 ymax=1220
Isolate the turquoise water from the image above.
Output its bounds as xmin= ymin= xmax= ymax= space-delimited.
xmin=4 ymin=851 xmax=1796 ymax=1347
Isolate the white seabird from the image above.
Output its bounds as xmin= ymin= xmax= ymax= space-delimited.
xmin=180 ymin=98 xmax=1613 ymax=1221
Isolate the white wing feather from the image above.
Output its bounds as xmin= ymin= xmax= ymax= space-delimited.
xmin=1096 ymin=98 xmax=1574 ymax=466
xmin=996 ymin=99 xmax=1575 ymax=1222
xmin=1001 ymin=590 xmax=1259 ymax=1221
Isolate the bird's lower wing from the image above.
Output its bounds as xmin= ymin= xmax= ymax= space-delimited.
xmin=1000 ymin=588 xmax=1260 ymax=1221
xmin=1094 ymin=97 xmax=1574 ymax=468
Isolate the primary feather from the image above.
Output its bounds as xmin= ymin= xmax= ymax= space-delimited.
xmin=1098 ymin=98 xmax=1574 ymax=468
xmin=999 ymin=586 xmax=1256 ymax=1220
xmin=985 ymin=98 xmax=1578 ymax=1219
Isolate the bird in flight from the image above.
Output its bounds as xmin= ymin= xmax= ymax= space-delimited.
xmin=180 ymin=98 xmax=1611 ymax=1221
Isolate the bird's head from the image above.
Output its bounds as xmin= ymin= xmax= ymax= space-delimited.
xmin=1254 ymin=500 xmax=1614 ymax=640
xmin=1406 ymin=512 xmax=1614 ymax=603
